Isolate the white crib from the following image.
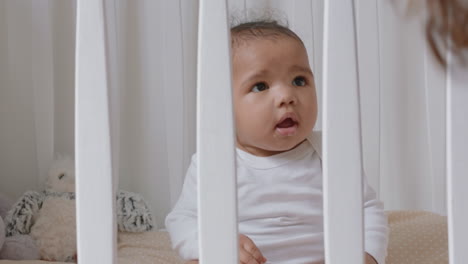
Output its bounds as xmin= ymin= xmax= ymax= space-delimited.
xmin=72 ymin=0 xmax=467 ymax=263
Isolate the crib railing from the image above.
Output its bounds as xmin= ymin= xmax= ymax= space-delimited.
xmin=75 ymin=0 xmax=117 ymax=262
xmin=75 ymin=0 xmax=467 ymax=263
xmin=322 ymin=1 xmax=364 ymax=263
xmin=197 ymin=0 xmax=238 ymax=263
xmin=446 ymin=51 xmax=468 ymax=263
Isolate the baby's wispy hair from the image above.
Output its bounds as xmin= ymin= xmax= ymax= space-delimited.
xmin=229 ymin=9 xmax=304 ymax=48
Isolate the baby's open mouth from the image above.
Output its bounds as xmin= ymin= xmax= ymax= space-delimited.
xmin=277 ymin=118 xmax=296 ymax=128
xmin=276 ymin=117 xmax=298 ymax=136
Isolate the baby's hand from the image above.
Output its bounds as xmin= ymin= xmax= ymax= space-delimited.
xmin=365 ymin=253 xmax=377 ymax=264
xmin=239 ymin=234 xmax=267 ymax=264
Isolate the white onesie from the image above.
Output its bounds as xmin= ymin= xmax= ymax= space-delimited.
xmin=165 ymin=136 xmax=388 ymax=264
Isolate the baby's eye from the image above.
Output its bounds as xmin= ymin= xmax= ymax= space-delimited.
xmin=251 ymin=82 xmax=269 ymax=93
xmin=292 ymin=76 xmax=307 ymax=87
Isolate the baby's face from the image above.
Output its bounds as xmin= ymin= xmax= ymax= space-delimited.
xmin=232 ymin=36 xmax=317 ymax=156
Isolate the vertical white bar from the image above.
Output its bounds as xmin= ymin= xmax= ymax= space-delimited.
xmin=104 ymin=0 xmax=120 ymax=195
xmin=322 ymin=1 xmax=364 ymax=264
xmin=197 ymin=0 xmax=238 ymax=263
xmin=75 ymin=0 xmax=116 ymax=263
xmin=446 ymin=54 xmax=468 ymax=263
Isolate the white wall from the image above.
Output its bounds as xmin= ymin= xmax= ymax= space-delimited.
xmin=0 ymin=0 xmax=448 ymax=229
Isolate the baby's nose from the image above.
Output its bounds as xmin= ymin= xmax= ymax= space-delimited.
xmin=275 ymin=86 xmax=297 ymax=107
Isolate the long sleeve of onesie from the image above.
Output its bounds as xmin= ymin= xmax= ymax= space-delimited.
xmin=165 ymin=155 xmax=199 ymax=260
xmin=363 ymin=178 xmax=389 ymax=264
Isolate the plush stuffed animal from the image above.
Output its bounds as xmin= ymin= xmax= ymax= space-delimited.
xmin=28 ymin=156 xmax=77 ymax=261
xmin=0 ymin=193 xmax=40 ymax=260
xmin=0 ymin=216 xmax=4 ymax=254
xmin=4 ymin=156 xmax=154 ymax=262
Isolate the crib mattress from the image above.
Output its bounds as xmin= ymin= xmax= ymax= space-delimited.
xmin=386 ymin=210 xmax=448 ymax=264
xmin=0 ymin=231 xmax=184 ymax=264
xmin=0 ymin=210 xmax=448 ymax=264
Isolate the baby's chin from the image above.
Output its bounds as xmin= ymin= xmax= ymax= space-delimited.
xmin=258 ymin=138 xmax=308 ymax=156
xmin=237 ymin=136 xmax=308 ymax=156
xmin=275 ymin=138 xmax=307 ymax=151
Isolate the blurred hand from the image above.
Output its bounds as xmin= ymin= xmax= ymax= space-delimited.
xmin=185 ymin=234 xmax=267 ymax=264
xmin=365 ymin=253 xmax=377 ymax=264
xmin=239 ymin=234 xmax=267 ymax=264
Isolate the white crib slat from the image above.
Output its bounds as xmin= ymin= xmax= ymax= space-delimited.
xmin=322 ymin=1 xmax=364 ymax=264
xmin=197 ymin=0 xmax=238 ymax=263
xmin=446 ymin=58 xmax=468 ymax=264
xmin=104 ymin=0 xmax=120 ymax=193
xmin=75 ymin=0 xmax=116 ymax=263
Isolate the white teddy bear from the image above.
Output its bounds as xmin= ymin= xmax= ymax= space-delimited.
xmin=29 ymin=157 xmax=77 ymax=261
xmin=45 ymin=156 xmax=76 ymax=193
xmin=4 ymin=156 xmax=155 ymax=262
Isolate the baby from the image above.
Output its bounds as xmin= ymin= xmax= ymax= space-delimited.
xmin=166 ymin=20 xmax=388 ymax=264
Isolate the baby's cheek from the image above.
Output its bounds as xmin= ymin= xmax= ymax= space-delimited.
xmin=238 ymin=121 xmax=264 ymax=145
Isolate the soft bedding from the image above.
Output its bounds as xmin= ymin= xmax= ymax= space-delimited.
xmin=0 ymin=211 xmax=448 ymax=264
xmin=0 ymin=232 xmax=184 ymax=264
xmin=386 ymin=210 xmax=448 ymax=264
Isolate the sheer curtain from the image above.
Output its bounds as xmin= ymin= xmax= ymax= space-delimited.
xmin=376 ymin=1 xmax=447 ymax=214
xmin=0 ymin=0 xmax=75 ymax=197
xmin=0 ymin=0 xmax=447 ymax=229
xmin=0 ymin=0 xmax=197 ymax=227
xmin=108 ymin=0 xmax=199 ymax=227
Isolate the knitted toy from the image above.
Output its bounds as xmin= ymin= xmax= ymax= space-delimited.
xmin=4 ymin=156 xmax=154 ymax=262
xmin=0 ymin=193 xmax=40 ymax=260
xmin=0 ymin=216 xmax=4 ymax=252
